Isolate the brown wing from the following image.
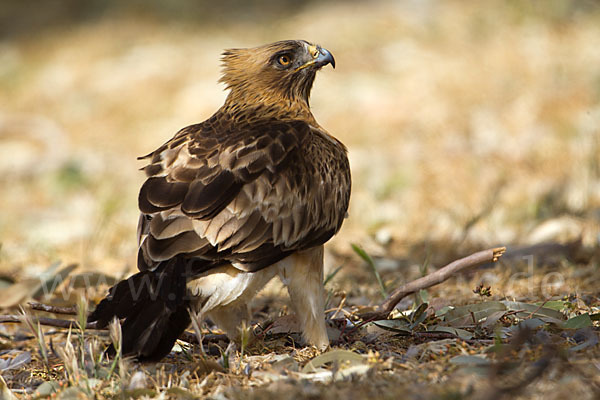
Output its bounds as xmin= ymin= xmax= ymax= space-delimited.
xmin=136 ymin=114 xmax=351 ymax=274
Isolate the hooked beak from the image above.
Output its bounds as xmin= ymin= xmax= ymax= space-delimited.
xmin=314 ymin=47 xmax=335 ymax=69
xmin=296 ymin=45 xmax=336 ymax=71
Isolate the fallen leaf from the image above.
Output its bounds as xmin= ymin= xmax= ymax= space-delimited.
xmin=373 ymin=319 xmax=412 ymax=334
xmin=302 ymin=349 xmax=365 ymax=373
xmin=0 ymin=263 xmax=78 ymax=308
xmin=481 ymin=310 xmax=508 ymax=330
xmin=0 ymin=279 xmax=42 ymax=308
xmin=444 ymin=301 xmax=507 ymax=326
xmin=32 ymin=263 xmax=78 ymax=299
xmin=508 ymin=318 xmax=547 ymax=333
xmin=34 ymin=381 xmax=61 ymax=397
xmin=266 ymin=314 xmax=301 ymax=335
xmin=501 ymin=301 xmax=564 ymax=323
xmin=562 ymin=314 xmax=593 ymax=329
xmin=449 ymin=355 xmax=490 ymax=366
xmin=0 ymin=351 xmax=31 ymax=371
xmin=427 ymin=325 xmax=474 ymax=340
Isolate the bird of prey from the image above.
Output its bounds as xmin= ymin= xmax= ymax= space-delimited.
xmin=88 ymin=40 xmax=351 ymax=361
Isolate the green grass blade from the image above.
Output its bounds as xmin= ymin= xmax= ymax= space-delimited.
xmin=351 ymin=243 xmax=388 ymax=299
xmin=323 ymin=265 xmax=343 ymax=287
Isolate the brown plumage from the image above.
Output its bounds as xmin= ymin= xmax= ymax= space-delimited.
xmin=88 ymin=40 xmax=351 ymax=361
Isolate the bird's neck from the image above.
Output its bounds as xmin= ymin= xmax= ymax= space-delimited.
xmin=221 ymin=91 xmax=316 ymax=124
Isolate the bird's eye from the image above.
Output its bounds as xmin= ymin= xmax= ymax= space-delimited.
xmin=278 ymin=55 xmax=291 ymax=66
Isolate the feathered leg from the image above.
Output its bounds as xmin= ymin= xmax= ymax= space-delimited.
xmin=207 ymin=303 xmax=250 ymax=340
xmin=278 ymin=245 xmax=329 ymax=350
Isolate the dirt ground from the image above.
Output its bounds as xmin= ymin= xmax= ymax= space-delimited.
xmin=1 ymin=0 xmax=599 ymax=398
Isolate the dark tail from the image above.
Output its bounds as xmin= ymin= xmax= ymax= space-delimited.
xmin=88 ymin=257 xmax=191 ymax=361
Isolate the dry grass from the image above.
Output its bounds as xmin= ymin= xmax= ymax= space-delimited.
xmin=0 ymin=0 xmax=599 ymax=398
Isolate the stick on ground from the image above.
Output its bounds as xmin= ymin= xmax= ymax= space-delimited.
xmin=359 ymin=246 xmax=506 ymax=320
xmin=0 ymin=315 xmax=98 ymax=329
xmin=0 ymin=247 xmax=506 ymax=341
xmin=28 ymin=302 xmax=77 ymax=315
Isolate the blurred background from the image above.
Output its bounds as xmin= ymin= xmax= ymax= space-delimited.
xmin=0 ymin=0 xmax=599 ymax=298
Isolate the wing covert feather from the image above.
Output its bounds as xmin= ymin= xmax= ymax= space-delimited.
xmin=136 ymin=114 xmax=350 ymax=274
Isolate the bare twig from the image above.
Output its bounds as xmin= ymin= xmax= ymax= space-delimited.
xmin=359 ymin=247 xmax=506 ymax=320
xmin=179 ymin=331 xmax=229 ymax=345
xmin=28 ymin=302 xmax=77 ymax=315
xmin=0 ymin=315 xmax=98 ymax=329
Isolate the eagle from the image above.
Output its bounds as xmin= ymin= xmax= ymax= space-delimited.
xmin=88 ymin=40 xmax=351 ymax=361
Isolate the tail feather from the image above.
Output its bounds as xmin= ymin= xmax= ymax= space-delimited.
xmin=88 ymin=257 xmax=191 ymax=361
xmin=131 ymin=306 xmax=191 ymax=361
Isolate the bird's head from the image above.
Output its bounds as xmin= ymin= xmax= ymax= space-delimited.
xmin=219 ymin=40 xmax=335 ymax=113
